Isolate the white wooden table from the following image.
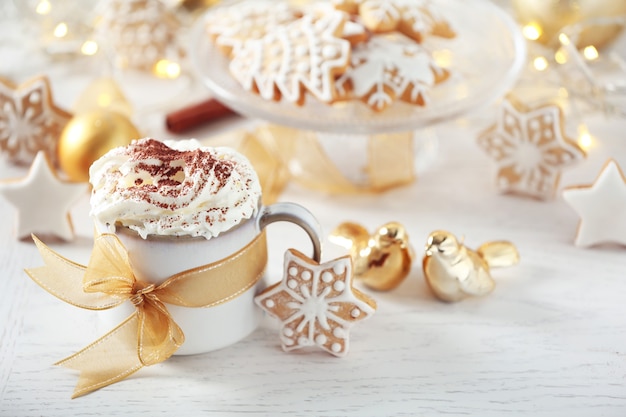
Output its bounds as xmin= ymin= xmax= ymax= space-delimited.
xmin=2 ymin=4 xmax=626 ymax=416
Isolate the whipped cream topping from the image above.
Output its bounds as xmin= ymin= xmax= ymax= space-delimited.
xmin=89 ymin=138 xmax=261 ymax=239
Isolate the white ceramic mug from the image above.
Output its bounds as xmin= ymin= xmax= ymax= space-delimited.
xmin=97 ymin=202 xmax=322 ymax=355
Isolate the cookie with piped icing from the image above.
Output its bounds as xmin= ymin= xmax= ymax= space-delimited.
xmin=341 ymin=20 xmax=370 ymax=46
xmin=331 ymin=0 xmax=364 ymax=14
xmin=336 ymin=33 xmax=449 ymax=111
xmin=205 ymin=0 xmax=302 ymax=57
xmin=398 ymin=0 xmax=456 ymax=41
xmin=353 ymin=0 xmax=456 ymax=42
xmin=255 ymin=249 xmax=377 ymax=357
xmin=302 ymin=2 xmax=369 ymax=46
xmin=229 ymin=10 xmax=352 ymax=105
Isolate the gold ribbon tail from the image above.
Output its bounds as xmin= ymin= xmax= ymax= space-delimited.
xmin=25 ymin=235 xmax=124 ymax=309
xmin=56 ymin=314 xmax=143 ymax=399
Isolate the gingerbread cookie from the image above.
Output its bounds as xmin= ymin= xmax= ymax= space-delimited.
xmin=341 ymin=20 xmax=370 ymax=46
xmin=398 ymin=0 xmax=456 ymax=41
xmin=331 ymin=0 xmax=363 ymax=15
xmin=303 ymin=2 xmax=369 ymax=46
xmin=351 ymin=0 xmax=456 ymax=42
xmin=336 ymin=33 xmax=449 ymax=111
xmin=255 ymin=249 xmax=376 ymax=357
xmin=229 ymin=10 xmax=352 ymax=105
xmin=0 ymin=76 xmax=72 ymax=166
xmin=205 ymin=0 xmax=302 ymax=57
xmin=477 ymin=96 xmax=586 ymax=200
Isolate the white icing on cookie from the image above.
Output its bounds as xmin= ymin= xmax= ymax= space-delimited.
xmin=336 ymin=33 xmax=447 ymax=111
xmin=205 ymin=0 xmax=301 ymax=56
xmin=477 ymin=97 xmax=586 ymax=200
xmin=353 ymin=0 xmax=455 ymax=42
xmin=254 ymin=250 xmax=377 ymax=357
xmin=229 ymin=11 xmax=351 ymax=104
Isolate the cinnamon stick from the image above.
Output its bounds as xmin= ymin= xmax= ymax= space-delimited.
xmin=166 ymin=98 xmax=236 ymax=133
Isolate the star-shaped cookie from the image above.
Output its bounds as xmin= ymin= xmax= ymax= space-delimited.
xmin=0 ymin=151 xmax=86 ymax=241
xmin=0 ymin=76 xmax=72 ymax=166
xmin=477 ymin=96 xmax=586 ymax=200
xmin=562 ymin=159 xmax=626 ymax=247
xmin=255 ymin=249 xmax=377 ymax=357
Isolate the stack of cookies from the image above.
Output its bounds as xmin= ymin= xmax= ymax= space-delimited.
xmin=205 ymin=0 xmax=456 ymax=112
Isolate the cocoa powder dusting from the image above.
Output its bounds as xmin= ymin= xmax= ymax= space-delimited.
xmin=122 ymin=139 xmax=236 ymax=210
xmin=94 ymin=137 xmax=262 ymax=239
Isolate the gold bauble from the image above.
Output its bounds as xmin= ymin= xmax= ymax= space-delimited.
xmin=58 ymin=111 xmax=140 ymax=182
xmin=512 ymin=0 xmax=626 ymax=48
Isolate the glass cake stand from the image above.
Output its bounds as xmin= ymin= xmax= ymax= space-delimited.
xmin=190 ymin=0 xmax=526 ymax=190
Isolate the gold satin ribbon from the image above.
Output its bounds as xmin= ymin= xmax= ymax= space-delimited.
xmin=203 ymin=124 xmax=416 ymax=200
xmin=256 ymin=125 xmax=416 ymax=193
xmin=25 ymin=231 xmax=267 ymax=398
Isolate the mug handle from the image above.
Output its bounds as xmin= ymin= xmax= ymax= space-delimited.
xmin=257 ymin=202 xmax=322 ymax=263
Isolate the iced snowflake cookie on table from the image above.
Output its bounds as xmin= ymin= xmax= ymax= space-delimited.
xmin=336 ymin=32 xmax=449 ymax=111
xmin=228 ymin=10 xmax=352 ymax=105
xmin=0 ymin=76 xmax=72 ymax=166
xmin=204 ymin=0 xmax=302 ymax=57
xmin=255 ymin=249 xmax=377 ymax=357
xmin=477 ymin=96 xmax=586 ymax=200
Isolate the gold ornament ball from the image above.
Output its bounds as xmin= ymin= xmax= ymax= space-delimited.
xmin=58 ymin=111 xmax=140 ymax=182
xmin=512 ymin=0 xmax=626 ymax=47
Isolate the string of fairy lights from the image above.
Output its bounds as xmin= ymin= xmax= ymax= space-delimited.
xmin=519 ymin=16 xmax=625 ymax=152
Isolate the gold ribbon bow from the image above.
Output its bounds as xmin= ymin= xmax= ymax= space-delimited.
xmin=25 ymin=231 xmax=267 ymax=398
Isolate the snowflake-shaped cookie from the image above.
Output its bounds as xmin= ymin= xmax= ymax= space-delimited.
xmin=0 ymin=77 xmax=72 ymax=166
xmin=356 ymin=0 xmax=455 ymax=42
xmin=205 ymin=0 xmax=302 ymax=57
xmin=255 ymin=249 xmax=377 ymax=357
xmin=477 ymin=96 xmax=586 ymax=200
xmin=336 ymin=33 xmax=448 ymax=111
xmin=229 ymin=11 xmax=351 ymax=105
xmin=398 ymin=0 xmax=456 ymax=41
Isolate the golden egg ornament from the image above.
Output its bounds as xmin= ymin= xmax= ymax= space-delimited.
xmin=512 ymin=0 xmax=626 ymax=48
xmin=330 ymin=221 xmax=414 ymax=291
xmin=58 ymin=111 xmax=140 ymax=182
